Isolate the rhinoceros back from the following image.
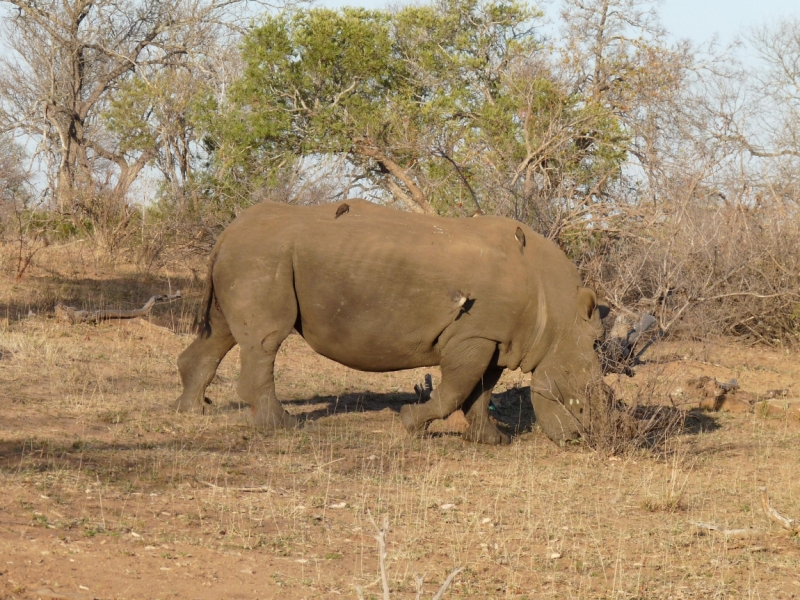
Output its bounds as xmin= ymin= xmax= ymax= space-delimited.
xmin=211 ymin=200 xmax=568 ymax=372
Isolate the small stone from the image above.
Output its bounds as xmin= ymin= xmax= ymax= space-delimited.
xmin=440 ymin=503 xmax=456 ymax=511
xmin=719 ymin=397 xmax=751 ymax=414
xmin=547 ymin=552 xmax=562 ymax=559
xmin=757 ymin=399 xmax=800 ymax=420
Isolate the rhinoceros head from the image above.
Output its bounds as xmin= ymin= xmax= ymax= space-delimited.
xmin=530 ymin=287 xmax=615 ymax=443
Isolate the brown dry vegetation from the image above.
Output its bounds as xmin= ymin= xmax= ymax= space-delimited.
xmin=1 ymin=247 xmax=800 ymax=600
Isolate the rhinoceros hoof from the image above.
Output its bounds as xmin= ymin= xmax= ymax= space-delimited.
xmin=463 ymin=423 xmax=511 ymax=446
xmin=173 ymin=396 xmax=207 ymax=414
xmin=399 ymin=405 xmax=428 ymax=436
xmin=250 ymin=407 xmax=299 ymax=430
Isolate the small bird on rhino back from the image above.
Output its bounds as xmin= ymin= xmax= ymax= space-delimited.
xmin=335 ymin=203 xmax=350 ymax=218
xmin=514 ymin=227 xmax=526 ymax=251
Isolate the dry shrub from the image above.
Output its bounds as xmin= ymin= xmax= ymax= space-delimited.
xmin=581 ymin=375 xmax=689 ymax=456
xmin=584 ymin=198 xmax=800 ymax=347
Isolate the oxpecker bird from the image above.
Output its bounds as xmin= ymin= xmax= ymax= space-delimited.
xmin=515 ymin=227 xmax=526 ymax=250
xmin=335 ymin=203 xmax=350 ymax=219
xmin=451 ymin=290 xmax=469 ymax=307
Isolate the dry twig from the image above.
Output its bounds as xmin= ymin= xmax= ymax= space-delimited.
xmin=414 ymin=575 xmax=425 ymax=600
xmin=367 ymin=510 xmax=391 ymax=600
xmin=760 ymin=487 xmax=800 ymax=535
xmin=431 ymin=567 xmax=464 ymax=600
xmin=198 ymin=480 xmax=273 ymax=493
xmin=690 ymin=487 xmax=800 ymax=539
xmin=358 ymin=510 xmax=463 ymax=600
xmin=691 ymin=522 xmax=760 ymax=537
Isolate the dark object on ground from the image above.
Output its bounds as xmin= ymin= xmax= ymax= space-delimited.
xmin=414 ymin=373 xmax=433 ymax=402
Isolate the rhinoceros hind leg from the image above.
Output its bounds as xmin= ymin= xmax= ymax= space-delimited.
xmin=173 ymin=302 xmax=236 ymax=414
xmin=237 ymin=312 xmax=299 ymax=429
xmin=400 ymin=339 xmax=498 ymax=437
xmin=238 ymin=337 xmax=298 ymax=430
xmin=462 ymin=367 xmax=509 ymax=445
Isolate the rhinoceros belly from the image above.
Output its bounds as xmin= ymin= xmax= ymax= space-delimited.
xmin=289 ymin=222 xmax=500 ymax=372
xmin=293 ymin=253 xmax=449 ymax=371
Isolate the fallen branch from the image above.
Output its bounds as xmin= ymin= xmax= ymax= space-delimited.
xmin=198 ymin=480 xmax=273 ymax=493
xmin=760 ymin=487 xmax=800 ymax=535
xmin=55 ymin=291 xmax=182 ymax=324
xmin=690 ymin=522 xmax=760 ymax=537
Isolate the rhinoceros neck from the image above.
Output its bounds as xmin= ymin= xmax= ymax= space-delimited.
xmin=518 ymin=272 xmax=554 ymax=372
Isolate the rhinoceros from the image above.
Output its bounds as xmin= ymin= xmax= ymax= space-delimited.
xmin=174 ymin=199 xmax=612 ymax=445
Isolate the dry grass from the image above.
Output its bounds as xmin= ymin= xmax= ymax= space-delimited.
xmin=1 ymin=250 xmax=800 ymax=599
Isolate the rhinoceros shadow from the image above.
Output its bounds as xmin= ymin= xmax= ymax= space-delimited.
xmin=215 ymin=386 xmax=537 ymax=438
xmin=215 ymin=387 xmax=720 ymax=443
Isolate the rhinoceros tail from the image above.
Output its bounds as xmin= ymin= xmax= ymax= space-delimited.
xmin=194 ymin=241 xmax=222 ymax=338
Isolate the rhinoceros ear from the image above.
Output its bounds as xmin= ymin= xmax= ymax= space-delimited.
xmin=577 ymin=287 xmax=597 ymax=321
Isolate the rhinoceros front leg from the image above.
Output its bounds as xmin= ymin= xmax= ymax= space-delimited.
xmin=174 ymin=301 xmax=236 ymax=414
xmin=461 ymin=367 xmax=509 ymax=445
xmin=399 ymin=339 xmax=504 ymax=443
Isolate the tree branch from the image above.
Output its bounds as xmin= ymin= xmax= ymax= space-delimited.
xmin=356 ymin=141 xmax=432 ymax=213
xmin=435 ymin=144 xmax=481 ymax=213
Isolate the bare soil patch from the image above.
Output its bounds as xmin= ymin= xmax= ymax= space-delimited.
xmin=1 ymin=257 xmax=800 ymax=599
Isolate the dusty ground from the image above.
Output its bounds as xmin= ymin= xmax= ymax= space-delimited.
xmin=1 ymin=250 xmax=800 ymax=599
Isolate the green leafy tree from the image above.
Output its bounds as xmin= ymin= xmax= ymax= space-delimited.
xmin=104 ymin=67 xmax=213 ymax=210
xmin=204 ymin=0 xmax=629 ymax=227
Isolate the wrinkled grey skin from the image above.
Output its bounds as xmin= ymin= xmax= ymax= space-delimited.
xmin=174 ymin=199 xmax=611 ymax=445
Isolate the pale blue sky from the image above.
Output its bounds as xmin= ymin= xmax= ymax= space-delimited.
xmin=658 ymin=0 xmax=797 ymax=45
xmin=318 ymin=0 xmax=799 ymax=47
